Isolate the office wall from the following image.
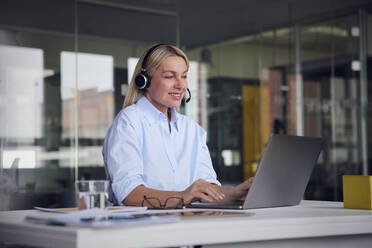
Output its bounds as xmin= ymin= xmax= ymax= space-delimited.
xmin=187 ymin=39 xmax=326 ymax=79
xmin=7 ymin=30 xmax=148 ymax=69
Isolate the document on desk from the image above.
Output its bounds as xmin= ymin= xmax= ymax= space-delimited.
xmin=27 ymin=208 xmax=180 ymax=228
xmin=34 ymin=206 xmax=147 ymax=213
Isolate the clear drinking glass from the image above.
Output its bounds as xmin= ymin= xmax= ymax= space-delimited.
xmin=75 ymin=180 xmax=109 ymax=209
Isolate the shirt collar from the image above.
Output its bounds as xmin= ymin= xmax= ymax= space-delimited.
xmin=136 ymin=96 xmax=180 ymax=132
xmin=169 ymin=107 xmax=180 ymax=132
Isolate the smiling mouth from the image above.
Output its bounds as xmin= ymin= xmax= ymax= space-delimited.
xmin=169 ymin=93 xmax=181 ymax=97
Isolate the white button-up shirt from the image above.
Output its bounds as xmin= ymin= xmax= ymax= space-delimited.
xmin=103 ymin=96 xmax=220 ymax=205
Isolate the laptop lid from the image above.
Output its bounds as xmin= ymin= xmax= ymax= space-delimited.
xmin=187 ymin=134 xmax=323 ymax=210
xmin=242 ymin=134 xmax=323 ymax=209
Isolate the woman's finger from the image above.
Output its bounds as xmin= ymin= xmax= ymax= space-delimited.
xmin=206 ymin=184 xmax=225 ymax=200
xmin=196 ymin=192 xmax=215 ymax=203
xmin=203 ymin=186 xmax=222 ymax=201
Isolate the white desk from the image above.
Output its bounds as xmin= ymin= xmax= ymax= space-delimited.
xmin=0 ymin=201 xmax=372 ymax=248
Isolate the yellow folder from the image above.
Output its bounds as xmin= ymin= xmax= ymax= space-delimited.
xmin=343 ymin=175 xmax=372 ymax=210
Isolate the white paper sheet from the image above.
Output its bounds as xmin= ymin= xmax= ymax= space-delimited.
xmin=34 ymin=206 xmax=147 ymax=213
xmin=26 ymin=208 xmax=179 ymax=228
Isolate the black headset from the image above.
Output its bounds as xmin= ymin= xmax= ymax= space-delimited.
xmin=134 ymin=43 xmax=191 ymax=103
xmin=135 ymin=43 xmax=164 ymax=90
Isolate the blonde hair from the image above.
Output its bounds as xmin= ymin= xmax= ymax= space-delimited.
xmin=123 ymin=44 xmax=189 ymax=108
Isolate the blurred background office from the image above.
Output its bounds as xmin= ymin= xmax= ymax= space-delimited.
xmin=0 ymin=0 xmax=372 ymax=210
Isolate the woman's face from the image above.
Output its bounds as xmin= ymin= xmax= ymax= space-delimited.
xmin=146 ymin=55 xmax=188 ymax=115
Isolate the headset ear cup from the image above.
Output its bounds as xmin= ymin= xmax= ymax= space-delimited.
xmin=145 ymin=76 xmax=151 ymax=88
xmin=135 ymin=44 xmax=164 ymax=90
xmin=135 ymin=73 xmax=150 ymax=89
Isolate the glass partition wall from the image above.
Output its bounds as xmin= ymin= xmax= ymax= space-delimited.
xmin=0 ymin=1 xmax=176 ymax=210
xmin=0 ymin=2 xmax=371 ymax=210
xmin=186 ymin=11 xmax=372 ymax=201
xmin=0 ymin=20 xmax=78 ymax=209
xmin=300 ymin=15 xmax=367 ymax=200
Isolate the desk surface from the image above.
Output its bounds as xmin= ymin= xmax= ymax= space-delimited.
xmin=1 ymin=200 xmax=372 ymax=248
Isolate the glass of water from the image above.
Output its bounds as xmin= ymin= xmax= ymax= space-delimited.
xmin=75 ymin=180 xmax=109 ymax=209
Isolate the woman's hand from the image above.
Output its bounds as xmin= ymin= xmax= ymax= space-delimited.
xmin=181 ymin=179 xmax=225 ymax=204
xmin=232 ymin=177 xmax=254 ymax=201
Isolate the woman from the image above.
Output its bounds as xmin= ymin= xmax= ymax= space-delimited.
xmin=103 ymin=44 xmax=253 ymax=207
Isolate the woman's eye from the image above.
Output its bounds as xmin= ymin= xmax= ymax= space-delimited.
xmin=164 ymin=75 xmax=173 ymax=79
xmin=182 ymin=75 xmax=187 ymax=79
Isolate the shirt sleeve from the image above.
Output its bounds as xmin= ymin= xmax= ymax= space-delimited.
xmin=195 ymin=128 xmax=221 ymax=186
xmin=103 ymin=113 xmax=145 ymax=205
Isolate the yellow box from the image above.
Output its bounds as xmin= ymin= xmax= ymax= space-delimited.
xmin=343 ymin=175 xmax=372 ymax=210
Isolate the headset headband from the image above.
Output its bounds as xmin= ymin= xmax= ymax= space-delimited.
xmin=141 ymin=43 xmax=166 ymax=70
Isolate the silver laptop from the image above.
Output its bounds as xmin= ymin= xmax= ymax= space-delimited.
xmin=187 ymin=134 xmax=323 ymax=210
